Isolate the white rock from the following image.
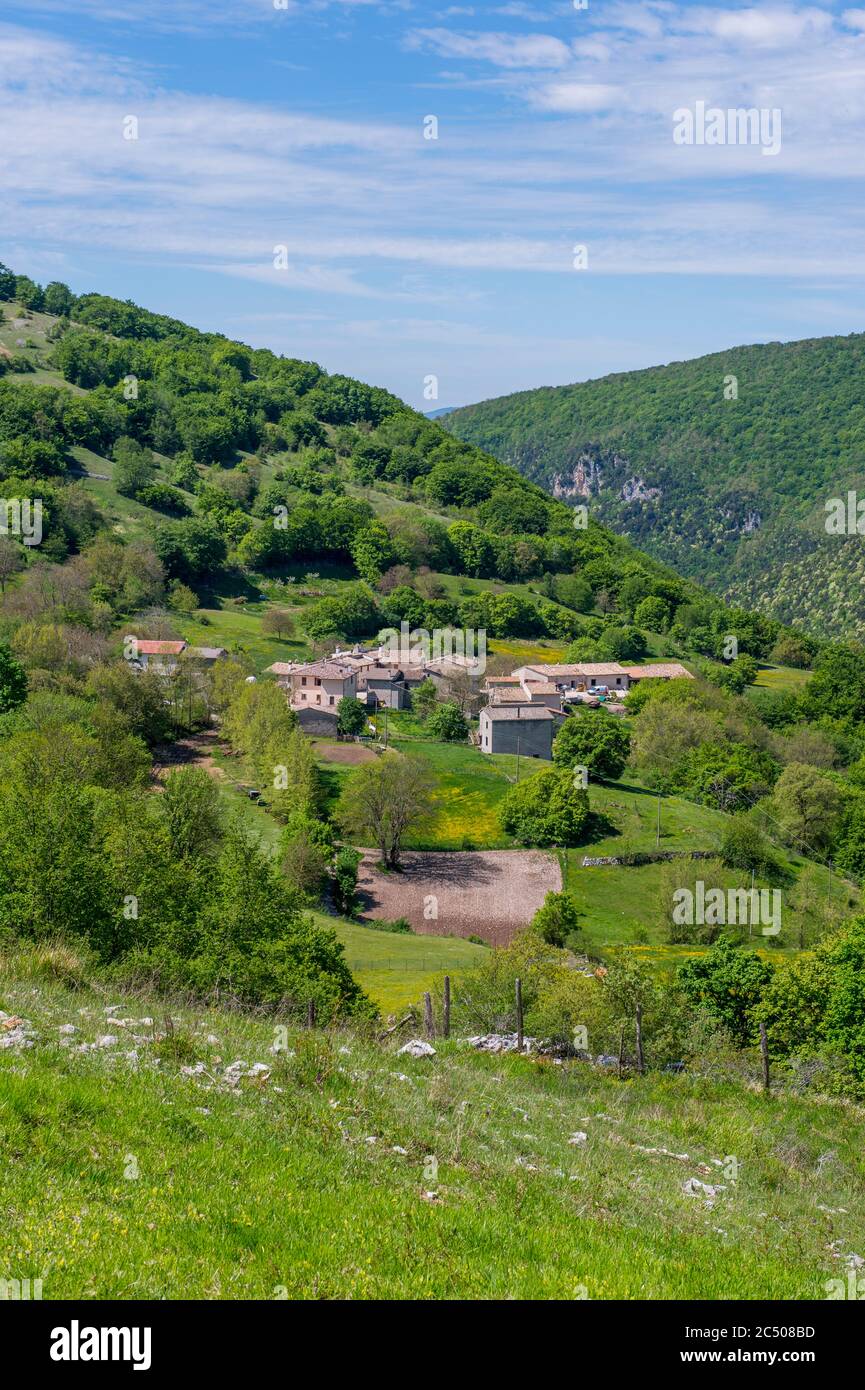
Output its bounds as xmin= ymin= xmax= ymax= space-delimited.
xmin=397 ymin=1039 xmax=436 ymax=1058
xmin=683 ymin=1178 xmax=726 ymax=1199
xmin=392 ymin=1146 xmax=409 ymax=1155
xmin=568 ymin=1132 xmax=588 ymax=1146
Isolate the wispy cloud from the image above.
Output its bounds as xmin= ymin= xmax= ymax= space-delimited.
xmin=407 ymin=27 xmax=574 ymax=67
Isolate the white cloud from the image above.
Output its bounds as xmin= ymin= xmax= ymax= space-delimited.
xmin=407 ymin=27 xmax=573 ymax=67
xmin=6 ymin=5 xmax=865 ymax=323
xmin=842 ymin=8 xmax=865 ymax=31
xmin=531 ymin=82 xmax=619 ymax=111
xmin=688 ymin=6 xmax=834 ymax=47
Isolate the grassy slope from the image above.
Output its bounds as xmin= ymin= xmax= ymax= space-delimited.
xmin=2 ymin=951 xmax=864 ymax=1300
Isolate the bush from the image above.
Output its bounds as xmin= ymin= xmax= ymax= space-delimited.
xmin=363 ymin=917 xmax=413 ymax=934
xmin=136 ymin=483 xmax=191 ymax=515
xmin=332 ymin=846 xmax=361 ymax=917
xmin=720 ymin=814 xmax=782 ymax=878
xmin=499 ymin=767 xmax=590 ymax=847
xmin=426 ymin=701 xmax=468 ymax=743
xmin=677 ymin=939 xmax=774 ymax=1045
xmin=337 ymin=696 xmax=368 ymax=736
xmin=531 ymin=891 xmax=581 ymax=947
xmin=552 ymin=710 xmax=631 ymax=781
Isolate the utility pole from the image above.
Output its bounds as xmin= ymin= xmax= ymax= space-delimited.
xmin=383 ymin=701 xmax=389 ymax=750
xmin=656 ymin=794 xmax=661 ymax=848
xmin=516 ymin=729 xmax=521 ymax=784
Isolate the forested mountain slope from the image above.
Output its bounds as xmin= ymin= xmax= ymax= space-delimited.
xmin=0 ymin=259 xmax=793 ymax=664
xmin=444 ymin=335 xmax=865 ymax=637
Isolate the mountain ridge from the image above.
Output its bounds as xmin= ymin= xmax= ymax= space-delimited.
xmin=443 ymin=331 xmax=865 ymax=637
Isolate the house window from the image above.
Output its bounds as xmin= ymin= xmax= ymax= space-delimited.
xmin=316 ymin=694 xmax=321 ymax=704
xmin=301 ymin=677 xmax=307 ymax=686
xmin=314 ymin=678 xmax=321 ymax=686
xmin=329 ymin=696 xmax=334 ymax=706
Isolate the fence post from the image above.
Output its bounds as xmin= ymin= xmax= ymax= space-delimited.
xmin=442 ymin=976 xmax=451 ymax=1039
xmin=760 ymin=1021 xmax=770 ymax=1093
xmin=424 ymin=992 xmax=434 ymax=1039
xmin=635 ymin=1003 xmax=644 ymax=1075
xmin=515 ymin=977 xmax=523 ymax=1053
xmin=617 ymin=1024 xmax=625 ymax=1079
xmin=307 ymin=999 xmax=316 ymax=1029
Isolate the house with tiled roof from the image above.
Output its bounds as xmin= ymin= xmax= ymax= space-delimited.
xmin=478 ymin=703 xmax=565 ymax=759
xmin=276 ymin=659 xmax=359 ymax=712
xmin=127 ymin=639 xmax=187 ymax=673
xmin=512 ymin=661 xmax=631 ymax=694
xmin=187 ymin=646 xmax=227 ymax=667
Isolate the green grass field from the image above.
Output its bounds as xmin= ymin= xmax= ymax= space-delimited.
xmin=2 ymin=944 xmax=864 ymax=1300
xmin=752 ymin=663 xmax=813 ymax=692
xmin=174 ymin=605 xmax=308 ymax=672
xmin=312 ymin=913 xmax=487 ymax=1014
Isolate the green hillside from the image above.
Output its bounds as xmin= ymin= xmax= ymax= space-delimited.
xmin=444 ymin=334 xmax=865 ymax=637
xmin=3 ymin=942 xmax=865 ymax=1301
xmin=0 ymin=262 xmax=807 ymax=674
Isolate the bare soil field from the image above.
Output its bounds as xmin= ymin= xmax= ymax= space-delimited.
xmin=311 ymin=739 xmax=378 ymax=765
xmin=356 ymin=849 xmax=561 ymax=945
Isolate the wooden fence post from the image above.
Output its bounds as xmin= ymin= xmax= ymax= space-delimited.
xmin=635 ymin=1003 xmax=644 ymax=1075
xmin=617 ymin=1024 xmax=625 ymax=1079
xmin=760 ymin=1021 xmax=770 ymax=1093
xmin=424 ymin=991 xmax=434 ymax=1039
xmin=515 ymin=978 xmax=524 ymax=1053
xmin=307 ymin=999 xmax=316 ymax=1029
xmin=442 ymin=976 xmax=451 ymax=1039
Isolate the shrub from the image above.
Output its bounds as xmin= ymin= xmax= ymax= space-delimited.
xmin=332 ymin=846 xmax=361 ymax=917
xmin=552 ymin=710 xmax=630 ymax=781
xmin=531 ymin=891 xmax=581 ymax=947
xmin=426 ymin=701 xmax=468 ymax=743
xmin=363 ymin=917 xmax=413 ymax=934
xmin=499 ymin=767 xmax=590 ymax=847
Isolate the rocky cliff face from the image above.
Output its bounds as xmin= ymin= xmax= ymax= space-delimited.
xmin=552 ymin=452 xmax=663 ymax=509
xmin=552 ymin=453 xmax=605 ymax=499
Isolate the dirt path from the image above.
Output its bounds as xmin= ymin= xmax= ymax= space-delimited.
xmin=356 ymin=848 xmax=561 ymax=946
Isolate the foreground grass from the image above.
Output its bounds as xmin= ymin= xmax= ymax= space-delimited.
xmin=1 ymin=953 xmax=864 ymax=1300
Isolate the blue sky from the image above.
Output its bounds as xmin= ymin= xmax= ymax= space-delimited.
xmin=4 ymin=1 xmax=865 ymax=407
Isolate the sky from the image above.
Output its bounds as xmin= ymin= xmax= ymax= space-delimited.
xmin=3 ymin=1 xmax=865 ymax=408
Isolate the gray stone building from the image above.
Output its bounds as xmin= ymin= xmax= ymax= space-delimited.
xmin=478 ymin=704 xmax=564 ymax=760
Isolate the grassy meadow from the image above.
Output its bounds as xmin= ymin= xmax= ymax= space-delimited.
xmin=2 ymin=944 xmax=864 ymax=1301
